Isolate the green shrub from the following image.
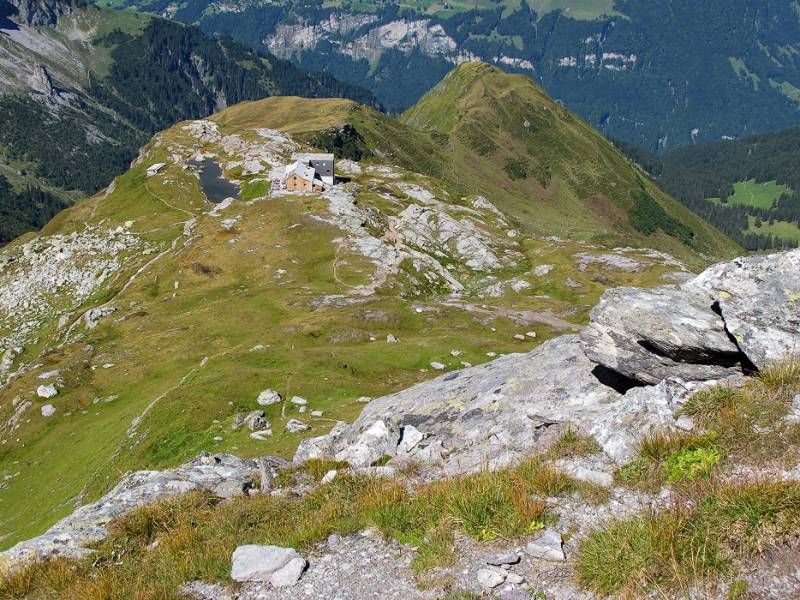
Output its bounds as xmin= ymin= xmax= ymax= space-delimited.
xmin=661 ymin=446 xmax=722 ymax=483
xmin=504 ymin=159 xmax=529 ymax=180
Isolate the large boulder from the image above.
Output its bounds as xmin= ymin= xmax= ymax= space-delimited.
xmin=691 ymin=249 xmax=800 ymax=369
xmin=580 ymin=285 xmax=742 ymax=384
xmin=582 ymin=249 xmax=800 ymax=382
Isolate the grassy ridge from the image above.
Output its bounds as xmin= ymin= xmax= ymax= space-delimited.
xmin=401 ymin=62 xmax=740 ymax=268
xmin=0 ymin=101 xmax=689 ymax=549
xmin=0 ymin=64 xmax=739 ymax=549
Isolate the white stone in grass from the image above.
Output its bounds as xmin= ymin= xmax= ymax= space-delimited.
xmin=430 ymin=361 xmax=446 ymax=370
xmin=286 ymin=419 xmax=310 ymax=433
xmin=513 ymin=334 xmax=526 ymax=341
xmin=257 ymin=389 xmax=281 ymax=406
xmin=40 ymin=404 xmax=56 ymax=417
xmin=525 ymin=332 xmax=537 ymax=339
xmin=386 ymin=334 xmax=399 ymax=343
xmin=230 ymin=545 xmax=301 ymax=583
xmin=37 ymin=384 xmax=58 ymax=399
xmin=477 ymin=567 xmax=507 ymax=588
xmin=311 ymin=410 xmax=324 ymax=417
xmin=290 ymin=396 xmax=308 ymax=406
xmin=320 ymin=470 xmax=337 ymax=484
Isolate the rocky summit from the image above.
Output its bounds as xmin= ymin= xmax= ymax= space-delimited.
xmin=2 ymin=247 xmax=799 ymax=599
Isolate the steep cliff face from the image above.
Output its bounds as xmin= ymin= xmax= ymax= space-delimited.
xmin=3 ymin=0 xmax=76 ymax=27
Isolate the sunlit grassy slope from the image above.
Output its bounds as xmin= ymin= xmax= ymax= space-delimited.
xmin=0 ymin=63 xmax=738 ymax=549
xmin=401 ymin=62 xmax=740 ymax=267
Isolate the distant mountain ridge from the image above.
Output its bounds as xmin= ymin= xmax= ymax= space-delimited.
xmin=104 ymin=0 xmax=800 ymax=152
xmin=0 ymin=0 xmax=378 ymax=245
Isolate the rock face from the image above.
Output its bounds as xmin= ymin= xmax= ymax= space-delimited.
xmin=295 ymin=250 xmax=800 ymax=470
xmin=583 ymin=249 xmax=800 ymax=381
xmin=692 ymin=250 xmax=800 ymax=369
xmin=6 ymin=0 xmax=74 ymax=27
xmin=580 ymin=285 xmax=741 ymax=384
xmin=0 ymin=454 xmax=259 ymax=565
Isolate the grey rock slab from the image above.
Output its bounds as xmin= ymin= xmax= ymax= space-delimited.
xmin=477 ymin=567 xmax=507 ymax=588
xmin=333 ymin=420 xmax=399 ymax=468
xmin=294 ymin=421 xmax=349 ymax=464
xmin=486 ymin=551 xmax=520 ymax=566
xmin=691 ymin=249 xmax=800 ymax=369
xmin=581 ymin=285 xmax=741 ymax=384
xmin=40 ymin=404 xmax=55 ymax=417
xmin=526 ymin=528 xmax=565 ymax=562
xmin=296 ymin=336 xmax=645 ymax=471
xmin=270 ymin=556 xmax=307 ymax=587
xmin=231 ymin=545 xmax=300 ymax=583
xmin=1 ymin=454 xmax=258 ymax=565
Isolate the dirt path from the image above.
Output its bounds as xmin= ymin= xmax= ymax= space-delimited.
xmin=441 ymin=299 xmax=578 ymax=330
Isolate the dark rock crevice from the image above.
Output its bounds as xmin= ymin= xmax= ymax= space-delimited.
xmin=711 ymin=300 xmax=760 ymax=376
xmin=590 ymin=364 xmax=643 ymax=394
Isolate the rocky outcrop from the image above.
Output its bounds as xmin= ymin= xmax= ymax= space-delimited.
xmin=579 ymin=285 xmax=742 ymax=384
xmin=5 ymin=0 xmax=74 ymax=27
xmin=583 ymin=249 xmax=800 ymax=382
xmin=294 ymin=249 xmax=800 ymax=471
xmin=0 ymin=453 xmax=260 ymax=565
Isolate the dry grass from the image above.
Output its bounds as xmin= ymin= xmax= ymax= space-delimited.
xmin=580 ymin=362 xmax=800 ymax=596
xmin=1 ymin=457 xmax=583 ymax=599
xmin=546 ymin=427 xmax=602 ymax=460
xmin=618 ymin=360 xmax=800 ymax=489
xmin=576 ymin=479 xmax=800 ymax=597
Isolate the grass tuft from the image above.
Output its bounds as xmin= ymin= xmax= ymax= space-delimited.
xmin=546 ymin=427 xmax=602 ymax=460
xmin=577 ymin=479 xmax=800 ymax=596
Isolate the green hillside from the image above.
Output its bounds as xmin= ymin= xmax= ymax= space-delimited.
xmin=399 ymin=63 xmax=740 ymax=266
xmin=226 ymin=64 xmax=740 ymax=268
xmin=0 ymin=1 xmax=378 ymax=246
xmin=615 ymin=126 xmax=800 ymax=250
xmin=0 ymin=64 xmax=739 ymax=549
